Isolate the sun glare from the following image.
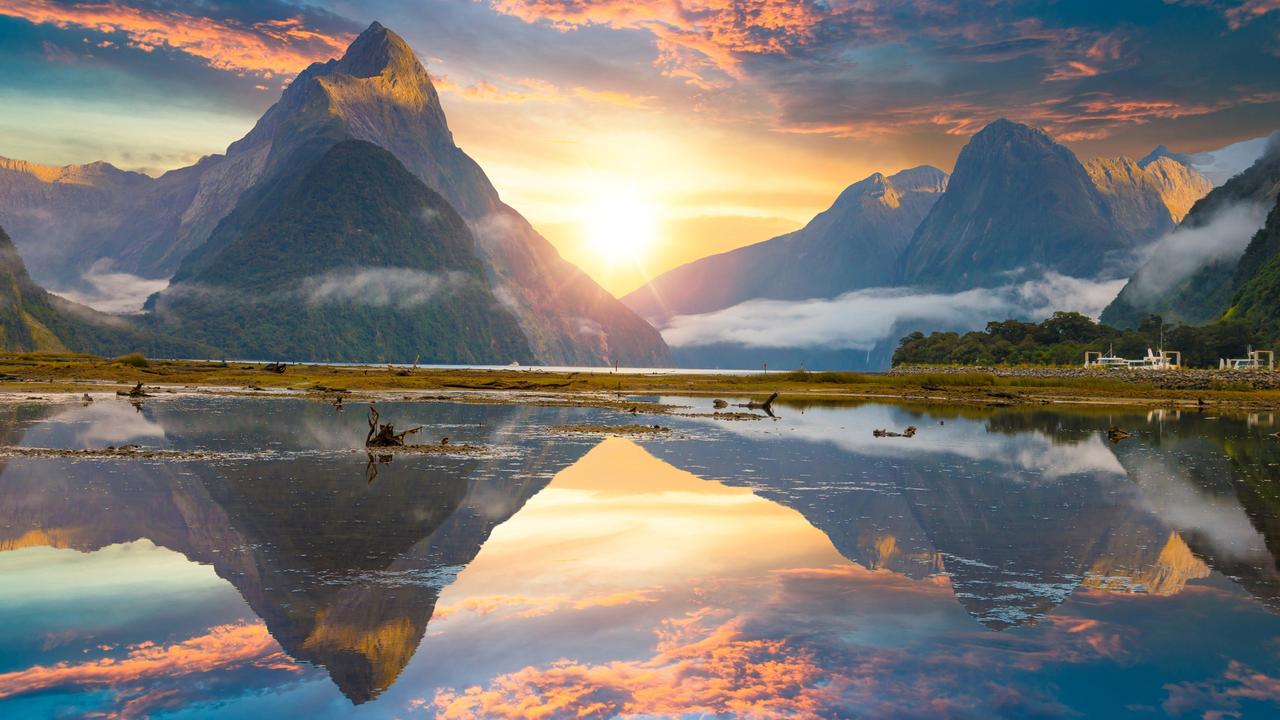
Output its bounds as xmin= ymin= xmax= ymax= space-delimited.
xmin=581 ymin=184 xmax=659 ymax=266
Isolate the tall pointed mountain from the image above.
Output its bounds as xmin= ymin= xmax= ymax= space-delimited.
xmin=0 ymin=22 xmax=669 ymax=365
xmin=145 ymin=141 xmax=534 ymax=364
xmin=1100 ymin=134 xmax=1280 ymax=328
xmin=897 ymin=120 xmax=1136 ymax=289
xmin=623 ymin=166 xmax=947 ymax=322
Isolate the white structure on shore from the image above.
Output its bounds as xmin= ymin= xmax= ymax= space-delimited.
xmin=1219 ymin=349 xmax=1274 ymax=370
xmin=1084 ymin=347 xmax=1181 ymax=370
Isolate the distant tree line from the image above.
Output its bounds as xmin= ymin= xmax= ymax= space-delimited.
xmin=893 ymin=312 xmax=1275 ymax=368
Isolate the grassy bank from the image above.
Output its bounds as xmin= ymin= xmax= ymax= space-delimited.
xmin=2 ymin=354 xmax=1279 ymax=410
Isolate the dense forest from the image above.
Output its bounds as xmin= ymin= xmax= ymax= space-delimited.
xmin=893 ymin=312 xmax=1274 ymax=368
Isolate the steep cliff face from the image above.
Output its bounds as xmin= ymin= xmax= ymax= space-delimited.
xmin=148 ymin=141 xmax=534 ymax=364
xmin=241 ymin=22 xmax=667 ymax=365
xmin=898 ymin=120 xmax=1133 ymax=289
xmin=1101 ymin=135 xmax=1280 ymax=328
xmin=1224 ymin=193 xmax=1280 ymax=338
xmin=1084 ymin=156 xmax=1212 ymax=239
xmin=623 ymin=166 xmax=948 ymax=322
xmin=0 ymin=224 xmax=199 ymax=356
xmin=0 ymin=22 xmax=670 ymax=365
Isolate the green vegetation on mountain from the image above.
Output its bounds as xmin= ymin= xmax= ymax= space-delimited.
xmin=1102 ymin=137 xmax=1280 ymax=328
xmin=0 ymin=225 xmax=203 ymax=356
xmin=147 ymin=140 xmax=534 ymax=364
xmin=1224 ymin=194 xmax=1280 ymax=339
xmin=893 ymin=312 xmax=1269 ymax=368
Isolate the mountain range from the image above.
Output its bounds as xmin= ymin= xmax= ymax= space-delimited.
xmin=0 ymin=22 xmax=1273 ymax=368
xmin=624 ymin=166 xmax=949 ymax=321
xmin=1101 ymin=133 xmax=1280 ymax=329
xmin=625 ymin=118 xmax=1224 ymax=369
xmin=0 ymin=22 xmax=669 ymax=366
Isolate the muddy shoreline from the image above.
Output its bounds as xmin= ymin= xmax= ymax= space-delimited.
xmin=1 ymin=354 xmax=1279 ymax=412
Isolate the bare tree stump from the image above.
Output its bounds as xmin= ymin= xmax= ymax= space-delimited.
xmin=365 ymin=405 xmax=422 ymax=447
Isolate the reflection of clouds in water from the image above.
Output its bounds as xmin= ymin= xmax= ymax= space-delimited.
xmin=32 ymin=401 xmax=167 ymax=447
xmin=1120 ymin=451 xmax=1270 ymax=563
xmin=670 ymin=402 xmax=1124 ymax=481
xmin=425 ymin=563 xmax=1158 ymax=719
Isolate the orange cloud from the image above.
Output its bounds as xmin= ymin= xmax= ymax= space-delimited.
xmin=0 ymin=0 xmax=352 ymax=77
xmin=1225 ymin=0 xmax=1280 ymax=29
xmin=489 ymin=0 xmax=829 ymax=85
xmin=0 ymin=622 xmax=296 ymax=700
xmin=1163 ymin=659 xmax=1280 ymax=718
xmin=431 ymin=610 xmax=835 ymax=719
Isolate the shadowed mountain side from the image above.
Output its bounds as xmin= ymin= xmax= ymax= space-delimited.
xmin=640 ymin=405 xmax=1260 ymax=628
xmin=1109 ymin=415 xmax=1280 ymax=611
xmin=3 ymin=22 xmax=668 ymax=366
xmin=898 ymin=120 xmax=1132 ymax=289
xmin=0 ymin=402 xmax=599 ymax=703
xmin=1102 ymin=135 xmax=1280 ymax=328
xmin=144 ymin=140 xmax=533 ymax=364
xmin=1225 ymin=194 xmax=1280 ymax=338
xmin=623 ymin=166 xmax=948 ymax=322
xmin=0 ymin=225 xmax=209 ymax=356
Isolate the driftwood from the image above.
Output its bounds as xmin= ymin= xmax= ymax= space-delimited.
xmin=117 ymin=382 xmax=149 ymax=398
xmin=1106 ymin=426 xmax=1132 ymax=443
xmin=365 ymin=405 xmax=422 ymax=447
xmin=736 ymin=392 xmax=778 ymax=418
xmin=263 ymin=362 xmax=287 ymax=374
xmin=873 ymin=425 xmax=917 ymax=438
xmin=712 ymin=399 xmax=728 ymax=409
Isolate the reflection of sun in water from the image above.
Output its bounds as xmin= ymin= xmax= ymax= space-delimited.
xmin=580 ymin=183 xmax=659 ymax=266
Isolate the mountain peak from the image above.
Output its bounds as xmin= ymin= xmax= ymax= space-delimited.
xmin=334 ymin=21 xmax=421 ymax=79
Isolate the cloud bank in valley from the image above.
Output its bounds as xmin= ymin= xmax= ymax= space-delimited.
xmin=52 ymin=260 xmax=170 ymax=314
xmin=659 ymin=272 xmax=1126 ymax=351
xmin=1123 ymin=201 xmax=1270 ymax=304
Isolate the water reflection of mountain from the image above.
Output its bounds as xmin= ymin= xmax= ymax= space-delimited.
xmin=645 ymin=403 xmax=1280 ymax=629
xmin=1107 ymin=412 xmax=1280 ymax=611
xmin=0 ymin=400 xmax=595 ymax=704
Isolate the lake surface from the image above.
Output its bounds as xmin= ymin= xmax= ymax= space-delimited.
xmin=0 ymin=395 xmax=1277 ymax=718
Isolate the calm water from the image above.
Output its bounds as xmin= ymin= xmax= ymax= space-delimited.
xmin=0 ymin=396 xmax=1278 ymax=718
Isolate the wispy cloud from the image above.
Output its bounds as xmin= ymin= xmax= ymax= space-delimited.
xmin=1121 ymin=201 xmax=1270 ymax=305
xmin=0 ymin=0 xmax=353 ymax=78
xmin=51 ymin=259 xmax=168 ymax=313
xmin=301 ymin=268 xmax=470 ymax=309
xmin=659 ymin=272 xmax=1125 ymax=351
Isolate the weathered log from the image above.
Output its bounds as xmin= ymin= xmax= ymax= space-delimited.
xmin=736 ymin=392 xmax=778 ymax=418
xmin=365 ymin=405 xmax=422 ymax=447
xmin=116 ymin=382 xmax=149 ymax=398
xmin=1106 ymin=425 xmax=1132 ymax=443
xmin=873 ymin=425 xmax=918 ymax=438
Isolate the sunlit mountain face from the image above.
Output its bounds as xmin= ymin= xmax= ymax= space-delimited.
xmin=1 ymin=1 xmax=1278 ymax=300
xmin=0 ymin=396 xmax=1277 ymax=718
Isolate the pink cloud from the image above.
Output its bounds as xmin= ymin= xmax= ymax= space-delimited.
xmin=0 ymin=0 xmax=352 ymax=77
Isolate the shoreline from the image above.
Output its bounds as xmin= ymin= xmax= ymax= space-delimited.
xmin=3 ymin=354 xmax=1280 ymax=412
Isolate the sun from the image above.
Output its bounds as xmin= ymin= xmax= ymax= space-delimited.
xmin=580 ymin=184 xmax=659 ymax=266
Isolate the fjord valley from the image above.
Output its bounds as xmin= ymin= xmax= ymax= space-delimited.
xmin=2 ymin=3 xmax=1280 ymax=719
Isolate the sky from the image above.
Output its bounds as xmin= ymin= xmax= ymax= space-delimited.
xmin=0 ymin=0 xmax=1278 ymax=296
